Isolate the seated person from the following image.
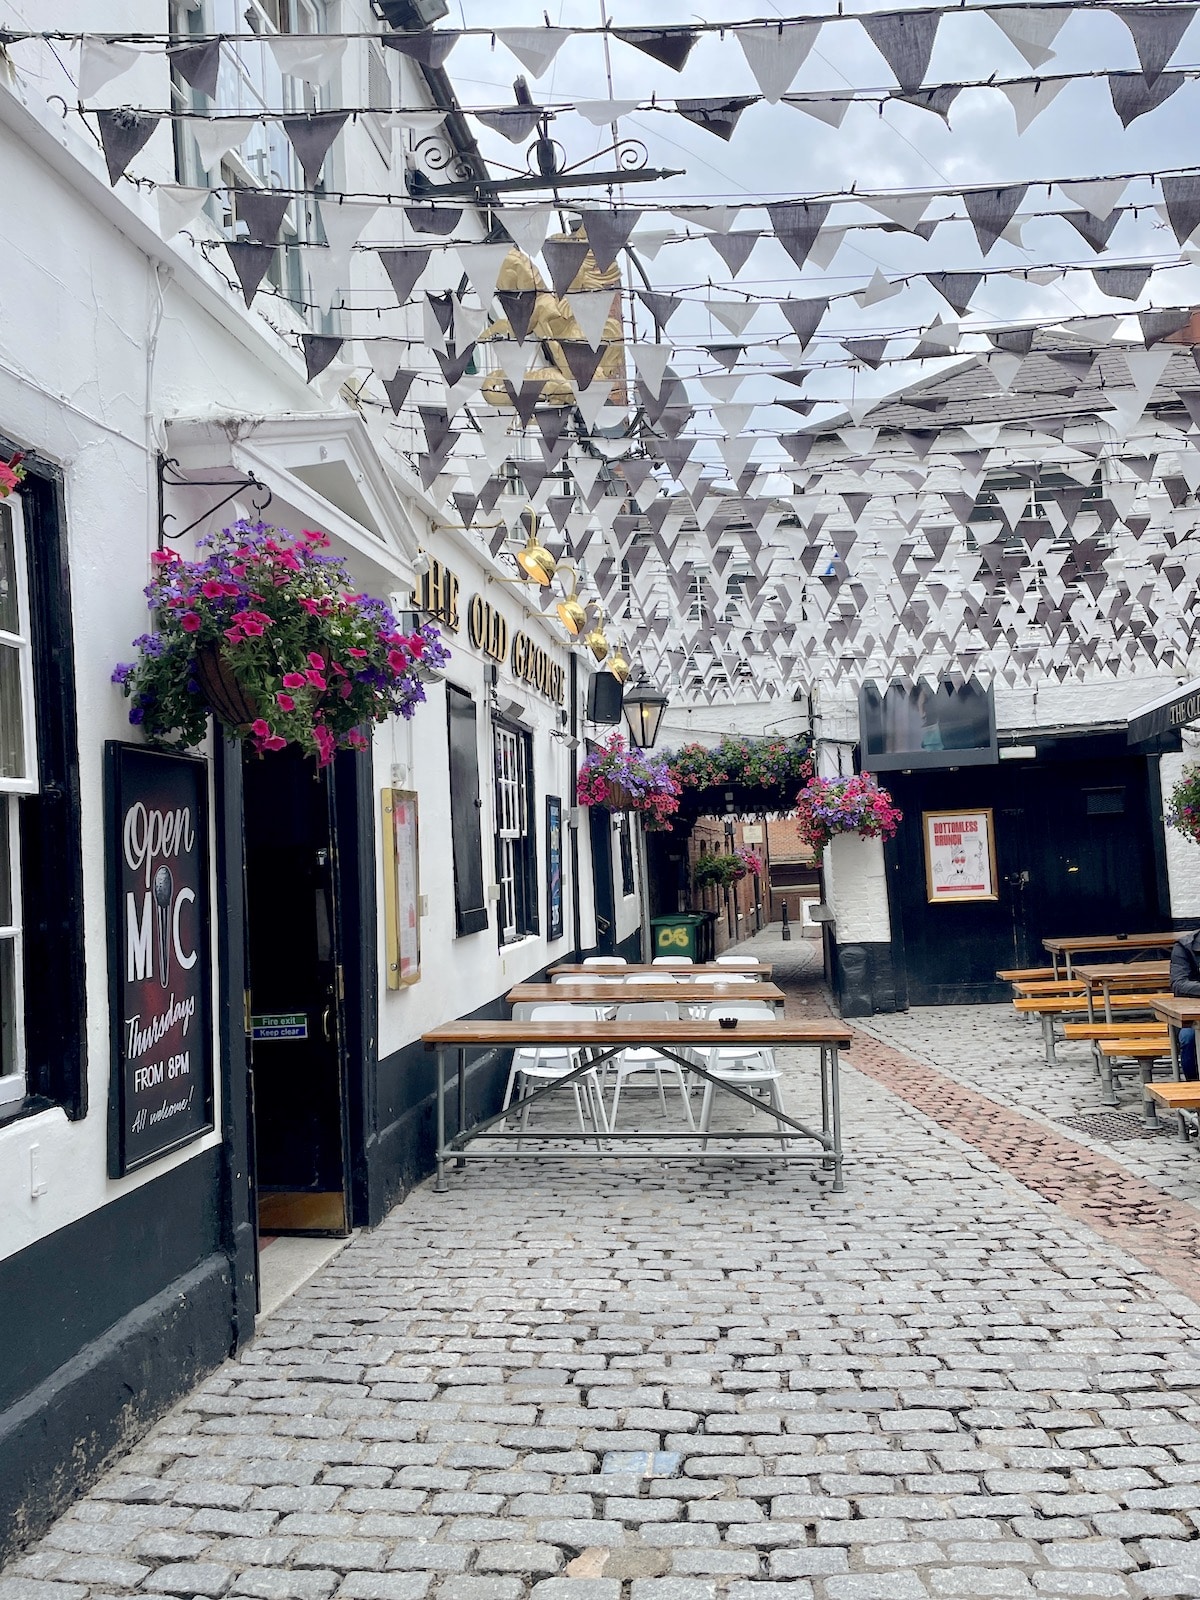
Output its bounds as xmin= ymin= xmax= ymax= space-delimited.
xmin=1169 ymin=929 xmax=1200 ymax=1081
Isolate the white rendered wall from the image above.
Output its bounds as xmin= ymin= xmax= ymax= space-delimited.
xmin=1160 ymin=737 xmax=1200 ymax=920
xmin=823 ymin=834 xmax=892 ymax=944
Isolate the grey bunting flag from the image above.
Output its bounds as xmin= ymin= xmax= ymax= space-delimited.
xmin=613 ymin=27 xmax=700 ymax=71
xmin=766 ymin=202 xmax=832 ymax=270
xmin=96 ymin=108 xmax=159 ymax=186
xmin=301 ymin=335 xmax=343 ymax=383
xmin=636 ymin=289 xmax=683 ymax=331
xmin=168 ymin=38 xmax=221 ymax=98
xmin=473 ymin=106 xmax=543 ymax=143
xmin=381 ymin=28 xmax=459 ymax=68
xmin=1160 ymin=175 xmax=1200 ymax=245
xmin=496 ymin=290 xmax=538 ymax=344
xmin=1109 ymin=70 xmax=1184 ymax=125
xmin=542 ymin=238 xmax=590 ymax=296
xmin=376 ymin=248 xmax=430 ymax=303
xmin=675 ymin=97 xmax=756 ymax=141
xmin=925 ymin=272 xmax=982 ymax=314
xmin=962 ymin=184 xmax=1028 ymax=254
xmin=281 ymin=112 xmax=348 ymax=187
xmin=1114 ymin=4 xmax=1196 ymax=86
xmin=860 ymin=9 xmax=941 ymax=93
xmin=382 ymin=370 xmax=417 ymax=414
xmin=577 ymin=208 xmax=641 ymax=271
xmin=895 ymin=85 xmax=960 ymax=122
xmin=779 ymin=296 xmax=830 ymax=345
xmin=559 ymin=341 xmax=604 ymax=389
xmin=223 ymin=242 xmax=276 ymax=306
xmin=707 ymin=232 xmax=760 ymax=276
xmin=405 ymin=206 xmax=462 ymax=236
xmin=237 ymin=190 xmax=291 ymax=245
xmin=1063 ymin=209 xmax=1121 ymax=251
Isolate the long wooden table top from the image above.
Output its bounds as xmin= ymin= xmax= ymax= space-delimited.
xmin=548 ymin=961 xmax=772 ymax=978
xmin=1043 ymin=932 xmax=1181 ymax=956
xmin=1150 ymin=996 xmax=1200 ymax=1027
xmin=1072 ymin=961 xmax=1171 ymax=986
xmin=507 ymin=981 xmax=785 ymax=1006
xmin=424 ymin=1019 xmax=852 ymax=1048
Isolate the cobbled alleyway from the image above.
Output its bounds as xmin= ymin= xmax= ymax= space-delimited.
xmin=5 ymin=929 xmax=1200 ymax=1600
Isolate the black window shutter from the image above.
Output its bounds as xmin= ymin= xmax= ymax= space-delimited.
xmin=446 ymin=685 xmax=488 ymax=936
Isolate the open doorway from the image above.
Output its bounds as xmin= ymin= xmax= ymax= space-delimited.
xmin=243 ymin=744 xmax=351 ymax=1238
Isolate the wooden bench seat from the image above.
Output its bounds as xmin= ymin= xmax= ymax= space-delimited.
xmin=996 ymin=966 xmax=1056 ymax=982
xmin=1061 ymin=1022 xmax=1169 ymax=1039
xmin=1012 ymin=980 xmax=1086 ymax=996
xmin=1095 ymin=1040 xmax=1170 ymax=1059
xmin=1147 ymin=1082 xmax=1200 ymax=1111
xmin=1013 ymin=993 xmax=1165 ymax=1015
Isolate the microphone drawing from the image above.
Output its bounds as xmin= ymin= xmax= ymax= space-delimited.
xmin=153 ymin=865 xmax=173 ymax=989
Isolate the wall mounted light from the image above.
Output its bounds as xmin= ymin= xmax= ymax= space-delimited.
xmin=555 ymin=570 xmax=588 ymax=636
xmin=622 ymin=676 xmax=670 ymax=750
xmin=513 ymin=508 xmax=556 ymax=585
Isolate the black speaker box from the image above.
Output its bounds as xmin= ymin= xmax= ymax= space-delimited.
xmin=586 ymin=672 xmax=624 ymax=724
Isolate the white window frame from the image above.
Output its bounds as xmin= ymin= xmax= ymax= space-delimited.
xmin=494 ymin=724 xmax=523 ymax=944
xmin=0 ymin=494 xmax=35 ymax=1107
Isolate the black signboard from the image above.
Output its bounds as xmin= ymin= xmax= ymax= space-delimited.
xmin=106 ymin=743 xmax=213 ymax=1176
xmin=859 ymin=679 xmax=998 ymax=772
xmin=546 ymin=795 xmax=564 ymax=941
xmin=1127 ymin=679 xmax=1200 ymax=745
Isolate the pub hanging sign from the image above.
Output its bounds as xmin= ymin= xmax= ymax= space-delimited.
xmin=105 ymin=743 xmax=214 ymax=1177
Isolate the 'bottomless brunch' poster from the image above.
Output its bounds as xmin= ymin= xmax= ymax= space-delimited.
xmin=924 ymin=808 xmax=998 ymax=904
xmin=106 ymin=744 xmax=213 ymax=1176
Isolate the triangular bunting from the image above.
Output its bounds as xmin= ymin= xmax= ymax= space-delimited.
xmin=1113 ymin=4 xmax=1195 ymax=86
xmin=377 ymin=247 xmax=430 ymax=303
xmin=473 ymin=107 xmax=542 ymax=144
xmin=168 ymin=38 xmax=221 ymax=98
xmin=223 ymin=242 xmax=276 ymax=306
xmin=496 ymin=290 xmax=538 ymax=344
xmin=237 ymin=190 xmax=291 ymax=245
xmin=381 ymin=29 xmax=459 ymax=69
xmin=191 ymin=116 xmax=252 ymax=173
xmin=281 ymin=111 xmax=348 ymax=188
xmin=734 ymin=22 xmax=820 ymax=103
xmin=962 ymin=184 xmax=1028 ymax=254
xmin=542 ymin=237 xmax=590 ymax=296
xmin=577 ymin=209 xmax=640 ymax=271
xmin=79 ymin=38 xmax=140 ymax=98
xmin=613 ymin=28 xmax=699 ymax=72
xmin=301 ymin=335 xmax=344 ymax=383
xmin=96 ymin=108 xmax=159 ymax=187
xmin=496 ymin=27 xmax=570 ymax=77
xmin=1109 ymin=70 xmax=1183 ymax=125
xmin=860 ymin=10 xmax=941 ymax=93
xmin=766 ymin=202 xmax=832 ymax=270
xmin=675 ymin=97 xmax=755 ymax=141
xmin=268 ymin=35 xmax=347 ymax=85
xmin=707 ymin=232 xmax=760 ymax=276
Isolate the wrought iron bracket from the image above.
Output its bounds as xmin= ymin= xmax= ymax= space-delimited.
xmin=157 ymin=453 xmax=273 ymax=547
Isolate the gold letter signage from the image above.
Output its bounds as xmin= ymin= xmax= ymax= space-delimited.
xmin=414 ymin=559 xmax=460 ymax=632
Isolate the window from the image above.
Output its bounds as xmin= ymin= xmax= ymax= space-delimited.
xmin=493 ymin=723 xmax=537 ymax=943
xmin=0 ymin=455 xmax=85 ymax=1122
xmin=169 ymin=0 xmax=335 ymax=323
xmin=618 ymin=814 xmax=635 ymax=897
xmin=0 ymin=499 xmax=37 ymax=1108
xmin=446 ymin=685 xmax=488 ymax=937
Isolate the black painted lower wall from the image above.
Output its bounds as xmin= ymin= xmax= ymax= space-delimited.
xmin=825 ymin=933 xmax=904 ymax=1017
xmin=0 ymin=1149 xmax=234 ymax=1564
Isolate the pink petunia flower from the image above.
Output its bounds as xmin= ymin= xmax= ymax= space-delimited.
xmin=180 ymin=612 xmax=202 ymax=632
xmin=276 ymin=693 xmax=295 ymax=711
xmin=282 ymin=672 xmax=306 ymax=689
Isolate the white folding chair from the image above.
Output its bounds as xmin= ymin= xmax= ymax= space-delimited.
xmin=627 ymin=971 xmax=677 ymax=984
xmin=695 ymin=1001 xmax=787 ymax=1148
xmin=609 ymin=1001 xmax=695 ymax=1130
xmin=583 ymin=956 xmax=628 ymax=967
xmin=653 ymin=955 xmax=693 ymax=966
xmin=503 ymin=1002 xmax=609 ymax=1135
xmin=716 ymin=955 xmax=759 ymax=967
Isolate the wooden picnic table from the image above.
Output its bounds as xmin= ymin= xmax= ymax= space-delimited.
xmin=422 ymin=1017 xmax=852 ymax=1193
xmin=508 ymin=981 xmax=786 ymax=1010
xmin=548 ymin=961 xmax=773 ymax=978
xmin=1042 ymin=932 xmax=1181 ymax=977
xmin=1072 ymin=961 xmax=1171 ymax=1023
xmin=1147 ymin=996 xmax=1200 ymax=1142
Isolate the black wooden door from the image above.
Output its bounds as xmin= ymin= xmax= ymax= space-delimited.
xmin=886 ymin=748 xmax=1166 ymax=1006
xmin=243 ymin=745 xmax=350 ymax=1234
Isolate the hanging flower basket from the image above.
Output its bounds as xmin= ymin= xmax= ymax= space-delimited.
xmin=576 ymin=733 xmax=681 ymax=830
xmin=794 ymin=771 xmax=902 ymax=860
xmin=663 ymin=737 xmax=812 ymax=819
xmin=1166 ymin=765 xmax=1200 ymax=846
xmin=192 ymin=640 xmax=260 ymax=729
xmin=113 ymin=520 xmax=450 ymax=767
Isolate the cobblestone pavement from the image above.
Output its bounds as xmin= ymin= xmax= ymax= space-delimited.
xmin=6 ymin=931 xmax=1200 ymax=1600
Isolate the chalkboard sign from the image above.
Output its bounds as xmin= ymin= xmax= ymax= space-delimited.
xmin=106 ymin=744 xmax=213 ymax=1176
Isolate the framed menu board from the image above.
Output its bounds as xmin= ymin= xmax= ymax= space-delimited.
xmin=382 ymin=788 xmax=421 ymax=987
xmin=105 ymin=743 xmax=213 ymax=1177
xmin=546 ymin=795 xmax=564 ymax=942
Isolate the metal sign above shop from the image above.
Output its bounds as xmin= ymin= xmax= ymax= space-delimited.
xmin=417 ymin=557 xmax=564 ymax=705
xmin=1127 ymin=678 xmax=1200 ymax=744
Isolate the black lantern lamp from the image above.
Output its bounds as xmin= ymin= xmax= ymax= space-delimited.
xmin=622 ymin=677 xmax=670 ymax=750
